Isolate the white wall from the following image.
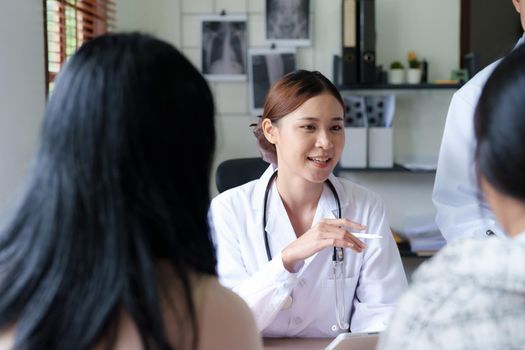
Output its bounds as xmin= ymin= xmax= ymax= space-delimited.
xmin=377 ymin=0 xmax=460 ymax=82
xmin=0 ymin=1 xmax=459 ymax=228
xmin=115 ymin=0 xmax=460 ymax=229
xmin=0 ymin=1 xmax=46 ymax=216
xmin=116 ymin=0 xmax=182 ymax=46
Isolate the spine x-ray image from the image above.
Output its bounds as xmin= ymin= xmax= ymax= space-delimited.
xmin=266 ymin=0 xmax=309 ymax=40
xmin=251 ymin=53 xmax=295 ymax=109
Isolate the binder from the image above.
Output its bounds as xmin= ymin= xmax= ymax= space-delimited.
xmin=342 ymin=0 xmax=357 ymax=85
xmin=357 ymin=0 xmax=376 ymax=83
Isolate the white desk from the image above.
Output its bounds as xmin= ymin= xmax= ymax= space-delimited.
xmin=263 ymin=338 xmax=332 ymax=350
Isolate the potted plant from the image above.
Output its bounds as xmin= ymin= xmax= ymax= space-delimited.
xmin=388 ymin=61 xmax=405 ymax=84
xmin=407 ymin=51 xmax=422 ymax=84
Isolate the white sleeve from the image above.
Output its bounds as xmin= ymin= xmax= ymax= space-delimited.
xmin=208 ymin=196 xmax=300 ymax=331
xmin=350 ymin=195 xmax=408 ymax=332
xmin=432 ymin=91 xmax=502 ymax=242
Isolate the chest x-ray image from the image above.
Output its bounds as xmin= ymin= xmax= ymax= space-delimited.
xmin=249 ymin=48 xmax=296 ymax=115
xmin=266 ymin=0 xmax=310 ymax=45
xmin=201 ymin=16 xmax=247 ymax=81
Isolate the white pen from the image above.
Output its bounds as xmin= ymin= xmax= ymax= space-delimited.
xmin=350 ymin=232 xmax=382 ymax=239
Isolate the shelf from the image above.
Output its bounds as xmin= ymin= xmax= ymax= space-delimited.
xmin=336 ymin=163 xmax=436 ymax=174
xmin=337 ymin=83 xmax=462 ymax=90
xmin=397 ymin=241 xmax=435 ymax=258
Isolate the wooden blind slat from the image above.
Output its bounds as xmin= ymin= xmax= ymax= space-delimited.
xmin=62 ymin=1 xmax=113 ymax=23
xmin=45 ymin=0 xmax=115 ymax=88
xmin=47 ymin=11 xmax=110 ymax=29
xmin=50 ymin=1 xmax=115 ymax=26
xmin=80 ymin=0 xmax=116 ymax=5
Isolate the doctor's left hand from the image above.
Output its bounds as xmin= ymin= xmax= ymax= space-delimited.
xmin=281 ymin=218 xmax=366 ymax=272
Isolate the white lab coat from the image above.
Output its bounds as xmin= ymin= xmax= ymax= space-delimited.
xmin=209 ymin=166 xmax=407 ymax=337
xmin=432 ymin=37 xmax=524 ymax=242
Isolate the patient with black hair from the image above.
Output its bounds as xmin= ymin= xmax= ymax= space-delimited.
xmin=0 ymin=33 xmax=261 ymax=350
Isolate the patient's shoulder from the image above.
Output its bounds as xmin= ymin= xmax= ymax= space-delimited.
xmin=196 ymin=276 xmax=262 ymax=350
xmin=0 ymin=324 xmax=16 ymax=349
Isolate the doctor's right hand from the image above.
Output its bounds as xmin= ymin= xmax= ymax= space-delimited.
xmin=281 ymin=218 xmax=366 ymax=273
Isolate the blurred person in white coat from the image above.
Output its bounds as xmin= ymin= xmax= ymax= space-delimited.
xmin=433 ymin=0 xmax=525 ymax=242
xmin=209 ymin=70 xmax=407 ymax=338
xmin=380 ymin=41 xmax=525 ymax=350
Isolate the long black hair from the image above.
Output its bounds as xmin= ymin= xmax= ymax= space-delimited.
xmin=0 ymin=33 xmax=216 ymax=349
xmin=474 ymin=44 xmax=525 ymax=200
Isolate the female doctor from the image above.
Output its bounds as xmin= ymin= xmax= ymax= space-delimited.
xmin=209 ymin=70 xmax=407 ymax=337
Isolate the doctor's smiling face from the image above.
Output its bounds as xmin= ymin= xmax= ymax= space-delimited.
xmin=263 ymin=93 xmax=345 ymax=184
xmin=253 ymin=70 xmax=345 ymax=183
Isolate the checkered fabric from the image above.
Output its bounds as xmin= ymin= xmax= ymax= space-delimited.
xmin=378 ymin=235 xmax=525 ymax=350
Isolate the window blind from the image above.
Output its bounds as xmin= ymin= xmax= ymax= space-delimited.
xmin=44 ymin=0 xmax=115 ymax=92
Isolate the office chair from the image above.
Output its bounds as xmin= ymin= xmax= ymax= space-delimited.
xmin=215 ymin=157 xmax=269 ymax=193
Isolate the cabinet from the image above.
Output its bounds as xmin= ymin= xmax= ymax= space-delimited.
xmin=336 ymin=83 xmax=460 ymax=173
xmin=335 ymin=84 xmax=460 ymax=256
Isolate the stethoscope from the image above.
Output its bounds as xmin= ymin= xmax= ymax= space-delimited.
xmin=262 ymin=170 xmax=350 ymax=331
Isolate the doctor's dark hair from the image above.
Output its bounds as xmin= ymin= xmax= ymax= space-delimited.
xmin=474 ymin=44 xmax=525 ymax=200
xmin=0 ymin=33 xmax=216 ymax=349
xmin=252 ymin=70 xmax=344 ymax=164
